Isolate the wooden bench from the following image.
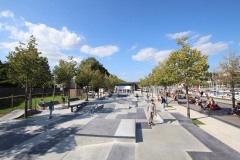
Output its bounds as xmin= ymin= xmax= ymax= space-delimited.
xmin=68 ymin=98 xmax=80 ymax=101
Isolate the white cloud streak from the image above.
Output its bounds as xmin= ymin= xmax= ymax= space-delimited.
xmin=129 ymin=44 xmax=138 ymax=51
xmin=193 ymin=34 xmax=228 ymax=55
xmin=166 ymin=31 xmax=192 ymax=39
xmin=132 ymin=48 xmax=173 ymax=63
xmin=80 ymin=45 xmax=119 ymax=57
xmin=0 ymin=10 xmax=14 ymax=18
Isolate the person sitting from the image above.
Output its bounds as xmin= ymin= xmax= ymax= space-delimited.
xmin=195 ymin=97 xmax=200 ymax=105
xmin=210 ymin=98 xmax=217 ymax=110
xmin=230 ymin=103 xmax=240 ymax=115
xmin=206 ymin=98 xmax=211 ymax=109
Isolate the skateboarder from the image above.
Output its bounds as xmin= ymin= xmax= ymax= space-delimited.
xmin=147 ymin=99 xmax=156 ymax=126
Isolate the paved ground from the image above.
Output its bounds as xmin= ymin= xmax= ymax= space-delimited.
xmin=0 ymin=93 xmax=240 ymax=160
xmin=176 ymin=97 xmax=240 ymax=128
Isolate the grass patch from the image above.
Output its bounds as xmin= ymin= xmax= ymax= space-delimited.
xmin=0 ymin=95 xmax=86 ymax=117
xmin=192 ymin=118 xmax=205 ymax=126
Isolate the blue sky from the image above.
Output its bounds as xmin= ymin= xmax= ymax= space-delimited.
xmin=0 ymin=0 xmax=240 ymax=81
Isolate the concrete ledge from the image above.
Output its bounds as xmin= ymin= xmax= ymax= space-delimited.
xmin=158 ymin=111 xmax=177 ymax=123
xmin=114 ymin=119 xmax=135 ymax=138
xmin=75 ymin=135 xmax=135 ymax=146
xmin=75 ymin=119 xmax=135 ymax=145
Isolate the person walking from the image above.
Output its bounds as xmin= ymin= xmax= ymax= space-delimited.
xmin=147 ymin=99 xmax=156 ymax=126
xmin=62 ymin=96 xmax=65 ymax=107
xmin=48 ymin=101 xmax=54 ymax=119
xmin=161 ymin=96 xmax=166 ymax=111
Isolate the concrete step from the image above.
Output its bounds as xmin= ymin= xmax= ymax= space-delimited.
xmin=158 ymin=111 xmax=177 ymax=123
xmin=75 ymin=119 xmax=135 ymax=146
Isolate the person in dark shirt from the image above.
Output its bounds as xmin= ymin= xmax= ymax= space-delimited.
xmin=48 ymin=101 xmax=54 ymax=119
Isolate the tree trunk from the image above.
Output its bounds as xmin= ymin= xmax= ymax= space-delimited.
xmin=24 ymin=84 xmax=28 ymax=118
xmin=52 ymin=83 xmax=56 ymax=100
xmin=151 ymin=89 xmax=153 ymax=98
xmin=86 ymin=87 xmax=89 ymax=101
xmin=186 ymin=85 xmax=190 ymax=118
xmin=68 ymin=87 xmax=70 ymax=108
xmin=165 ymin=86 xmax=168 ymax=107
xmin=28 ymin=88 xmax=32 ymax=109
xmin=231 ymin=83 xmax=236 ymax=108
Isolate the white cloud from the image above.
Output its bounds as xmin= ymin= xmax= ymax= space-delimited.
xmin=0 ymin=10 xmax=119 ymax=66
xmin=80 ymin=45 xmax=119 ymax=57
xmin=166 ymin=31 xmax=192 ymax=39
xmin=193 ymin=35 xmax=212 ymax=46
xmin=154 ymin=50 xmax=174 ymax=62
xmin=129 ymin=44 xmax=138 ymax=51
xmin=132 ymin=48 xmax=173 ymax=63
xmin=0 ymin=41 xmax=19 ymax=50
xmin=0 ymin=10 xmax=14 ymax=18
xmin=132 ymin=48 xmax=156 ymax=61
xmin=24 ymin=22 xmax=82 ymax=50
xmin=193 ymin=35 xmax=228 ymax=55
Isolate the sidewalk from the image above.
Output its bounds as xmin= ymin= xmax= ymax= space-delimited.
xmin=169 ymin=104 xmax=240 ymax=153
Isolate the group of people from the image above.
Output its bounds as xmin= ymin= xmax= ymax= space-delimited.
xmin=193 ymin=96 xmax=219 ymax=110
xmin=147 ymin=96 xmax=166 ymax=126
xmin=204 ymin=97 xmax=220 ymax=110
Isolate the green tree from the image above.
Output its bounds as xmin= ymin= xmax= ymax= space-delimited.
xmin=108 ymin=74 xmax=125 ymax=89
xmin=7 ymin=35 xmax=51 ymax=117
xmin=0 ymin=60 xmax=10 ymax=86
xmin=166 ymin=37 xmax=209 ymax=118
xmin=53 ymin=57 xmax=77 ymax=107
xmin=90 ymin=70 xmax=107 ymax=97
xmin=75 ymin=57 xmax=109 ymax=100
xmin=218 ymin=52 xmax=240 ymax=108
xmin=152 ymin=60 xmax=177 ymax=104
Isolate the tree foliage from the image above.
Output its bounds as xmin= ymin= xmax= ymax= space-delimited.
xmin=218 ymin=52 xmax=240 ymax=108
xmin=75 ymin=57 xmax=109 ymax=89
xmin=166 ymin=37 xmax=209 ymax=118
xmin=53 ymin=57 xmax=77 ymax=87
xmin=0 ymin=60 xmax=10 ymax=86
xmin=107 ymin=74 xmax=125 ymax=89
xmin=7 ymin=35 xmax=51 ymax=117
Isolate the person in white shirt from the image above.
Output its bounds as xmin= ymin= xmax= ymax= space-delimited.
xmin=147 ymin=99 xmax=156 ymax=126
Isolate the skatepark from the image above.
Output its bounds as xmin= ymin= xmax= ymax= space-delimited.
xmin=0 ymin=93 xmax=240 ymax=160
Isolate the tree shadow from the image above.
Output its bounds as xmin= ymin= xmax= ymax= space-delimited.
xmin=0 ymin=112 xmax=95 ymax=159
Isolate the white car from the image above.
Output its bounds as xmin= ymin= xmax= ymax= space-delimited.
xmin=88 ymin=91 xmax=95 ymax=96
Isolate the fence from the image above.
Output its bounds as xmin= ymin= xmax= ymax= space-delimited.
xmin=0 ymin=92 xmax=66 ymax=115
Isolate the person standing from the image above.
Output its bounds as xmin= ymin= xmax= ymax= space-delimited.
xmin=62 ymin=96 xmax=65 ymax=107
xmin=147 ymin=99 xmax=156 ymax=126
xmin=161 ymin=96 xmax=166 ymax=111
xmin=48 ymin=101 xmax=54 ymax=119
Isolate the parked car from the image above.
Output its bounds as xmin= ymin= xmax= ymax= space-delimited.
xmin=88 ymin=91 xmax=95 ymax=97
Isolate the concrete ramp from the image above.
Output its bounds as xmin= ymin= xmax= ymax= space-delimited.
xmin=0 ymin=109 xmax=24 ymax=121
xmin=75 ymin=118 xmax=135 ymax=146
